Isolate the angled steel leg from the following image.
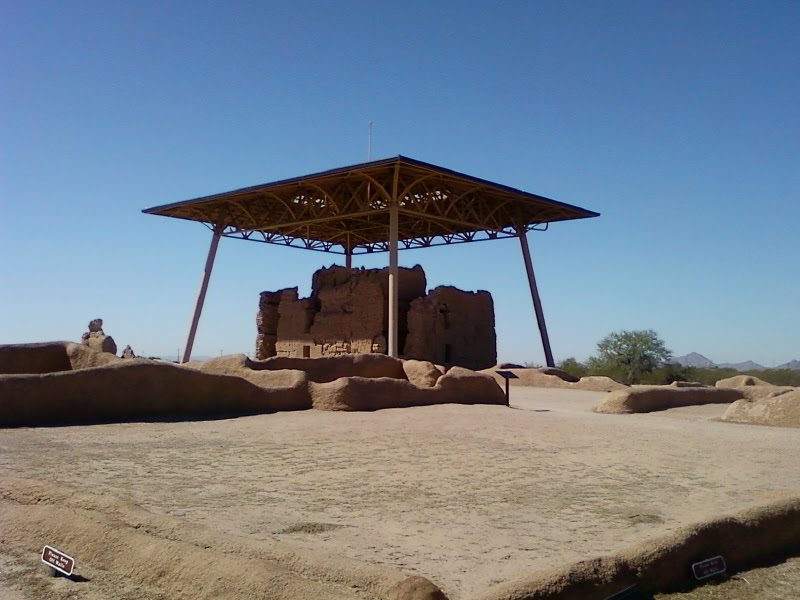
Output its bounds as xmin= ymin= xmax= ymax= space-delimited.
xmin=181 ymin=228 xmax=221 ymax=363
xmin=518 ymin=228 xmax=555 ymax=367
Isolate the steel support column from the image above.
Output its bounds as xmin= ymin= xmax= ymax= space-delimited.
xmin=182 ymin=227 xmax=222 ymax=363
xmin=518 ymin=228 xmax=555 ymax=367
xmin=387 ymin=166 xmax=400 ymax=357
xmin=388 ymin=203 xmax=399 ymax=357
xmin=345 ymin=236 xmax=353 ymax=270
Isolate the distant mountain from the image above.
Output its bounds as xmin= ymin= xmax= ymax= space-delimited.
xmin=776 ymin=359 xmax=800 ymax=371
xmin=671 ymin=352 xmax=715 ymax=368
xmin=717 ymin=360 xmax=766 ymax=372
xmin=672 ymin=353 xmax=794 ymax=372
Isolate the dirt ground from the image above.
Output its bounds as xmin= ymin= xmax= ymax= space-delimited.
xmin=656 ymin=555 xmax=800 ymax=599
xmin=1 ymin=387 xmax=799 ymax=599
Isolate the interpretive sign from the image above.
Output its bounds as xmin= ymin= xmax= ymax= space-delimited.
xmin=41 ymin=545 xmax=74 ymax=576
xmin=692 ymin=555 xmax=726 ymax=580
xmin=604 ymin=585 xmax=654 ymax=600
xmin=495 ymin=370 xmax=519 ymax=403
xmin=495 ymin=370 xmax=519 ymax=379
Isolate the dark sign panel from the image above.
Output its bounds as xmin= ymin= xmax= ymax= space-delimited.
xmin=692 ymin=555 xmax=726 ymax=580
xmin=495 ymin=370 xmax=520 ymax=379
xmin=41 ymin=545 xmax=75 ymax=576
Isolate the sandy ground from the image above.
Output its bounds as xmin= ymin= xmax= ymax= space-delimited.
xmin=1 ymin=387 xmax=799 ymax=599
xmin=657 ymin=555 xmax=800 ymax=599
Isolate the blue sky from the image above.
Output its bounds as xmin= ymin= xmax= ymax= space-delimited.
xmin=2 ymin=1 xmax=798 ymax=365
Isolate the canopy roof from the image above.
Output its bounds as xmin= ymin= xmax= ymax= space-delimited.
xmin=143 ymin=155 xmax=599 ymax=254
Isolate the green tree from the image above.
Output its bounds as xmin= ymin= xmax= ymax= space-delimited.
xmin=557 ymin=357 xmax=588 ymax=378
xmin=594 ymin=329 xmax=672 ymax=385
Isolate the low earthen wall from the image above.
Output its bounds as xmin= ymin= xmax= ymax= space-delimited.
xmin=0 ymin=361 xmax=311 ymax=427
xmin=477 ymin=496 xmax=800 ymax=600
xmin=595 ymin=387 xmax=743 ymax=414
xmin=249 ymin=353 xmax=407 ymax=383
xmin=0 ymin=342 xmax=74 ymax=374
xmin=722 ymin=390 xmax=800 ymax=428
xmin=310 ymin=367 xmax=506 ymax=411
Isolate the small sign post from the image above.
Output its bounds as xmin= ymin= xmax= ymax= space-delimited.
xmin=41 ymin=545 xmax=75 ymax=577
xmin=692 ymin=555 xmax=726 ymax=580
xmin=495 ymin=370 xmax=519 ymax=403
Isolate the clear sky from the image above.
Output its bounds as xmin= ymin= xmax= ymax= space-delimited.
xmin=2 ymin=1 xmax=798 ymax=366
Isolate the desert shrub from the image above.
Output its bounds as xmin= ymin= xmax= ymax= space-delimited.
xmin=557 ymin=357 xmax=589 ymax=378
xmin=639 ymin=363 xmax=692 ymax=385
xmin=754 ymin=369 xmax=800 ymax=387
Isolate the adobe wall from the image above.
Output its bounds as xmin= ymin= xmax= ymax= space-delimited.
xmin=404 ymin=286 xmax=497 ymax=371
xmin=256 ymin=288 xmax=291 ymax=360
xmin=256 ymin=265 xmax=496 ymax=370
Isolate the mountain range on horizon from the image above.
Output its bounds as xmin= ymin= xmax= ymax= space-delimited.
xmin=671 ymin=352 xmax=800 ymax=371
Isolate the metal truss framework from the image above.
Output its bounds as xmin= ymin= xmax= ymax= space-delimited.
xmin=143 ymin=156 xmax=600 ymax=365
xmin=144 ymin=156 xmax=598 ymax=254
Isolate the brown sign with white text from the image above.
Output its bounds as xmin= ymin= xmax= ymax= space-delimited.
xmin=41 ymin=545 xmax=74 ymax=576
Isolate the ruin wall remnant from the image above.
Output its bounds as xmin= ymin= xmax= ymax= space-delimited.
xmin=80 ymin=318 xmax=117 ymax=355
xmin=404 ymin=286 xmax=496 ymax=371
xmin=256 ymin=265 xmax=496 ymax=370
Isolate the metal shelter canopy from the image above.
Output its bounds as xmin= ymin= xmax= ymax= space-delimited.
xmin=143 ymin=155 xmax=600 ymax=366
xmin=143 ymin=155 xmax=598 ymax=253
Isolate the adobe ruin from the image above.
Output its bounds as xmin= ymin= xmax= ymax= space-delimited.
xmin=81 ymin=318 xmax=117 ymax=355
xmin=256 ymin=265 xmax=496 ymax=370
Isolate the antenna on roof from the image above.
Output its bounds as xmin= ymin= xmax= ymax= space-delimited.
xmin=368 ymin=121 xmax=373 ymax=160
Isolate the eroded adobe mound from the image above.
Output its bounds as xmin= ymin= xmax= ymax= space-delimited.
xmin=481 ymin=367 xmax=628 ymax=392
xmin=476 ymin=495 xmax=800 ymax=600
xmin=402 ymin=359 xmax=445 ymax=388
xmin=712 ymin=373 xmax=794 ymax=401
xmin=0 ymin=361 xmax=311 ymax=427
xmin=185 ymin=353 xmax=309 ymax=388
xmin=0 ymin=341 xmax=120 ymax=374
xmin=595 ymin=386 xmax=743 ymax=414
xmin=722 ymin=389 xmax=800 ymax=428
xmin=572 ymin=376 xmax=628 ymax=392
xmin=0 ymin=344 xmax=506 ymax=426
xmin=251 ymin=353 xmax=408 ymax=382
xmin=311 ymin=367 xmax=506 ymax=411
xmin=715 ymin=374 xmax=772 ymax=388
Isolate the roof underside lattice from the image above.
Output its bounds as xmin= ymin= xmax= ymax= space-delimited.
xmin=143 ymin=155 xmax=599 ymax=254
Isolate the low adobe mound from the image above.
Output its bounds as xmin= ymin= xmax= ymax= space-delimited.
xmin=715 ymin=374 xmax=772 ymax=388
xmin=669 ymin=381 xmax=707 ymax=388
xmin=185 ymin=353 xmax=309 ymax=388
xmin=595 ymin=387 xmax=743 ymax=414
xmin=481 ymin=368 xmax=628 ymax=393
xmin=402 ymin=359 xmax=445 ymax=387
xmin=572 ymin=376 xmax=628 ymax=392
xmin=0 ymin=361 xmax=311 ymax=427
xmin=250 ymin=353 xmax=408 ymax=382
xmin=722 ymin=389 xmax=800 ymax=428
xmin=0 ymin=345 xmax=506 ymax=425
xmin=311 ymin=367 xmax=506 ymax=411
xmin=476 ymin=495 xmax=800 ymax=600
xmin=736 ymin=385 xmax=797 ymax=401
xmin=711 ymin=373 xmax=794 ymax=401
xmin=0 ymin=341 xmax=120 ymax=374
xmin=481 ymin=367 xmax=574 ymax=388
